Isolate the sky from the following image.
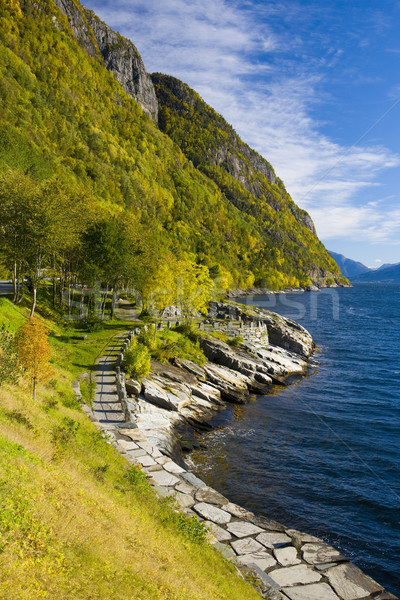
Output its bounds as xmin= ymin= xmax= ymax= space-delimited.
xmin=83 ymin=0 xmax=400 ymax=268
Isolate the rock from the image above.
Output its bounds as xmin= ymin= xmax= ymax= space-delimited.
xmin=204 ymin=363 xmax=250 ymax=403
xmin=193 ymin=502 xmax=231 ymax=525
xmin=177 ymin=359 xmax=206 ymax=379
xmin=142 ymin=376 xmax=192 ymax=411
xmin=175 ymin=481 xmax=196 ymax=494
xmin=248 ymin=515 xmax=287 ymax=532
xmin=137 ymin=441 xmax=163 ymax=457
xmin=302 ymin=542 xmax=347 ymax=565
xmin=190 ymin=381 xmax=223 ymax=405
xmin=256 ymin=532 xmax=292 ymax=548
xmin=286 ymin=529 xmax=321 ymax=544
xmin=53 ymin=0 xmax=158 ymax=120
xmin=175 ymin=493 xmax=195 ymax=509
xmin=325 ymin=563 xmax=383 ymax=600
xmin=236 ymin=552 xmax=277 ymax=571
xmin=162 ymin=461 xmax=185 ymax=474
xmin=282 ymin=582 xmax=340 ymax=600
xmin=127 ymin=448 xmax=147 ymax=457
xmin=200 ymin=337 xmax=272 ymax=388
xmin=224 ymin=502 xmax=254 ymax=519
xmin=204 ymin=521 xmax=232 ymax=542
xmin=150 ymin=360 xmax=197 ymax=386
xmin=148 ymin=470 xmax=180 ymax=487
xmin=125 ymin=378 xmax=141 ymax=397
xmin=180 ymin=472 xmax=207 ymax=489
xmin=117 ymin=440 xmax=139 ymax=450
xmin=268 ymin=564 xmax=322 ymax=587
xmin=212 ymin=541 xmax=236 ymax=560
xmin=273 ymin=546 xmax=301 ymax=566
xmin=231 ymin=537 xmax=265 ymax=555
xmin=195 ymin=486 xmax=229 ymax=506
xmin=225 ymin=521 xmax=264 ymax=538
xmin=136 ymin=455 xmax=157 ymax=467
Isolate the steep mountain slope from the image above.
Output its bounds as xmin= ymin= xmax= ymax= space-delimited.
xmin=329 ymin=251 xmax=370 ymax=279
xmin=152 ymin=74 xmax=344 ymax=288
xmin=0 ymin=0 xmax=344 ymax=290
xmin=353 ymin=263 xmax=400 ymax=283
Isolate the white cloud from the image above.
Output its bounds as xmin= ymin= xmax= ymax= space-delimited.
xmin=85 ymin=0 xmax=400 ymax=246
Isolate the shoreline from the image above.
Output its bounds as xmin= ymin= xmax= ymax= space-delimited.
xmin=82 ymin=310 xmax=397 ymax=599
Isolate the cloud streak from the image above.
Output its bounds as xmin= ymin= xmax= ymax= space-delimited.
xmin=85 ymin=0 xmax=400 ymax=246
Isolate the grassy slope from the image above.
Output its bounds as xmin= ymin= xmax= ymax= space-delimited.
xmin=0 ymin=298 xmax=261 ymax=600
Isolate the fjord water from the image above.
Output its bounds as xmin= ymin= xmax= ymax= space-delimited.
xmin=189 ymin=285 xmax=400 ymax=595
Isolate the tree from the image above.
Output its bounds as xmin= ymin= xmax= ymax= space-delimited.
xmin=176 ymin=259 xmax=213 ymax=323
xmin=0 ymin=326 xmax=20 ymax=387
xmin=15 ymin=317 xmax=54 ymax=401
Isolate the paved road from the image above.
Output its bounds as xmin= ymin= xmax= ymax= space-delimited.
xmin=0 ymin=281 xmax=13 ymax=295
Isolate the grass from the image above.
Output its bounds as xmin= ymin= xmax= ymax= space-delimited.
xmin=0 ymin=297 xmax=261 ymax=600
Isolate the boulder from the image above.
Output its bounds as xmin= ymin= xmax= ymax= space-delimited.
xmin=125 ymin=378 xmax=141 ymax=397
xmin=142 ymin=375 xmax=192 ymax=411
xmin=203 ymin=363 xmax=250 ymax=403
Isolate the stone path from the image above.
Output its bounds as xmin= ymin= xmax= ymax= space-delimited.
xmin=84 ymin=334 xmax=398 ymax=600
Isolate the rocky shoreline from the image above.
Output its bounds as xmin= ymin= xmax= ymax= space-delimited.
xmin=121 ymin=301 xmax=315 ymax=458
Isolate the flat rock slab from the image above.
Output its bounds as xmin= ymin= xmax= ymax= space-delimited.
xmin=118 ymin=429 xmax=147 ymax=441
xmin=175 ymin=481 xmax=196 ymax=494
xmin=181 ymin=472 xmax=206 ymax=489
xmin=149 ymin=470 xmax=180 ymax=487
xmin=195 ymin=486 xmax=229 ymax=506
xmin=117 ymin=440 xmax=139 ymax=450
xmin=137 ymin=441 xmax=162 ymax=457
xmin=286 ymin=529 xmax=321 ymax=543
xmin=226 ymin=521 xmax=264 ymax=538
xmin=175 ymin=493 xmax=195 ymax=509
xmin=224 ymin=502 xmax=254 ymax=518
xmin=249 ymin=515 xmax=287 ymax=532
xmin=326 ymin=563 xmax=383 ymax=600
xmin=257 ymin=531 xmax=292 ymax=549
xmin=126 ymin=448 xmax=147 ymax=457
xmin=269 ymin=564 xmax=322 ymax=587
xmin=282 ymin=582 xmax=341 ymax=600
xmin=204 ymin=521 xmax=232 ymax=542
xmin=231 ymin=537 xmax=265 ymax=555
xmin=236 ymin=551 xmax=277 ymax=571
xmin=302 ymin=542 xmax=347 ymax=565
xmin=136 ymin=455 xmax=157 ymax=467
xmin=193 ymin=502 xmax=231 ymax=525
xmin=273 ymin=546 xmax=301 ymax=566
xmin=163 ymin=461 xmax=185 ymax=474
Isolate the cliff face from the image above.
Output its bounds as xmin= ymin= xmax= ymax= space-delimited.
xmin=52 ymin=0 xmax=158 ymax=121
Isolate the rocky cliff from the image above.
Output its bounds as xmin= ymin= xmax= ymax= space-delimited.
xmin=52 ymin=0 xmax=158 ymax=120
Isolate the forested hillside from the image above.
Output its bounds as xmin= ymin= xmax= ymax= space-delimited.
xmin=0 ymin=0 xmax=345 ymax=302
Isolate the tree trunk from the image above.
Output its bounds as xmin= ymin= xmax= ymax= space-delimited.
xmin=53 ymin=276 xmax=57 ymax=307
xmin=101 ymin=285 xmax=108 ymax=320
xmin=32 ymin=377 xmax=36 ymax=401
xmin=30 ymin=285 xmax=37 ymax=317
xmin=110 ymin=289 xmax=116 ymax=320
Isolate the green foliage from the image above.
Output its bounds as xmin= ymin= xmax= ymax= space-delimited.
xmin=125 ymin=464 xmax=149 ymax=489
xmin=0 ymin=326 xmax=20 ymax=386
xmin=50 ymin=416 xmax=80 ymax=451
xmin=228 ymin=335 xmax=244 ymax=348
xmin=152 ymin=73 xmax=343 ymax=288
xmin=0 ymin=0 xmax=343 ymax=307
xmin=159 ymin=496 xmax=207 ymax=544
xmin=121 ymin=338 xmax=151 ymax=380
xmin=151 ymin=329 xmax=205 ymax=365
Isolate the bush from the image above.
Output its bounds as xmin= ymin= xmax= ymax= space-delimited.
xmin=228 ymin=335 xmax=244 ymax=348
xmin=121 ymin=339 xmax=151 ymax=380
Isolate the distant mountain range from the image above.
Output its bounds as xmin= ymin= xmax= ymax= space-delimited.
xmin=329 ymin=251 xmax=400 ymax=283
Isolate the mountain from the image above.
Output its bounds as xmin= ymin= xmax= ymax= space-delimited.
xmin=352 ymin=263 xmax=400 ymax=283
xmin=0 ymin=0 xmax=346 ymax=290
xmin=151 ymin=74 xmax=345 ymax=288
xmin=329 ymin=251 xmax=370 ymax=279
xmin=375 ymin=262 xmax=399 ymax=272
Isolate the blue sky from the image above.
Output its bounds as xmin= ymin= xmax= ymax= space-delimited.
xmin=84 ymin=0 xmax=400 ymax=267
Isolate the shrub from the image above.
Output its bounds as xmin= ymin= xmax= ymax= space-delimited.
xmin=228 ymin=335 xmax=244 ymax=348
xmin=121 ymin=339 xmax=151 ymax=380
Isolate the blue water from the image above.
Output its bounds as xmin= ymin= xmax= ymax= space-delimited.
xmin=189 ymin=285 xmax=400 ymax=596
